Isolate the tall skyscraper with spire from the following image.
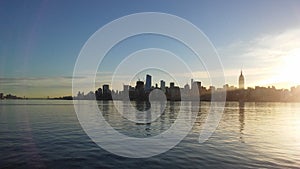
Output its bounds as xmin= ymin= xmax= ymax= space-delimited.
xmin=239 ymin=70 xmax=245 ymax=89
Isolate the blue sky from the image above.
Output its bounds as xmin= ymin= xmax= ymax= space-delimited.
xmin=1 ymin=0 xmax=300 ymax=97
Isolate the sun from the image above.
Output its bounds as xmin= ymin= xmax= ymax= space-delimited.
xmin=278 ymin=48 xmax=300 ymax=85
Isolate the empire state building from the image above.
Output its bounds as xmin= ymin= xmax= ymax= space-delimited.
xmin=239 ymin=70 xmax=245 ymax=89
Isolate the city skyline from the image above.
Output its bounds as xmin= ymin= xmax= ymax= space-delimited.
xmin=2 ymin=71 xmax=300 ymax=100
xmin=1 ymin=1 xmax=300 ymax=97
xmin=73 ymin=72 xmax=300 ymax=102
xmin=78 ymin=73 xmax=299 ymax=103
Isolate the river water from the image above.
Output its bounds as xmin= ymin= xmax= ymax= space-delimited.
xmin=0 ymin=100 xmax=299 ymax=168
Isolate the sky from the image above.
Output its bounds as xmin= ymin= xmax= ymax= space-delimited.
xmin=1 ymin=0 xmax=300 ymax=97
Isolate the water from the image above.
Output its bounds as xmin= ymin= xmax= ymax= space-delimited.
xmin=0 ymin=100 xmax=300 ymax=168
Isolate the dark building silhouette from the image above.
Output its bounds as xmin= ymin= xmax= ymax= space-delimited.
xmin=239 ymin=70 xmax=245 ymax=89
xmin=160 ymin=80 xmax=166 ymax=92
xmin=5 ymin=94 xmax=20 ymax=99
xmin=129 ymin=86 xmax=135 ymax=100
xmin=170 ymin=82 xmax=175 ymax=88
xmin=167 ymin=82 xmax=181 ymax=101
xmin=95 ymin=88 xmax=102 ymax=100
xmin=102 ymin=84 xmax=112 ymax=100
xmin=145 ymin=74 xmax=152 ymax=92
xmin=135 ymin=80 xmax=146 ymax=100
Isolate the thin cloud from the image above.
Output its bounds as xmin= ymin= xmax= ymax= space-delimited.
xmin=0 ymin=76 xmax=72 ymax=89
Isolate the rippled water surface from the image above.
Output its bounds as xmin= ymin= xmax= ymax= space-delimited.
xmin=0 ymin=100 xmax=300 ymax=168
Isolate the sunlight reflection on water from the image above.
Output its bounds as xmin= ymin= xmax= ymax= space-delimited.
xmin=0 ymin=100 xmax=299 ymax=168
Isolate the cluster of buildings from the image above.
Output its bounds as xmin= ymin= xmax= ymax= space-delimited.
xmin=75 ymin=71 xmax=300 ymax=102
xmin=75 ymin=74 xmax=202 ymax=101
xmin=0 ymin=93 xmax=23 ymax=100
xmin=200 ymin=71 xmax=300 ymax=102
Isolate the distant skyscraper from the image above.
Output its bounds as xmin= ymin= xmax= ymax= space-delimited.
xmin=160 ymin=80 xmax=166 ymax=92
xmin=170 ymin=82 xmax=175 ymax=88
xmin=239 ymin=70 xmax=245 ymax=89
xmin=103 ymin=84 xmax=110 ymax=94
xmin=102 ymin=84 xmax=112 ymax=100
xmin=145 ymin=74 xmax=152 ymax=92
xmin=135 ymin=80 xmax=145 ymax=100
xmin=136 ymin=81 xmax=144 ymax=90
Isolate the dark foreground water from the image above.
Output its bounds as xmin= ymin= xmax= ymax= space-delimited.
xmin=0 ymin=100 xmax=299 ymax=169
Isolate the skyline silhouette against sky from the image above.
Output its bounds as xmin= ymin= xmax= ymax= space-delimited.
xmin=1 ymin=0 xmax=300 ymax=97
